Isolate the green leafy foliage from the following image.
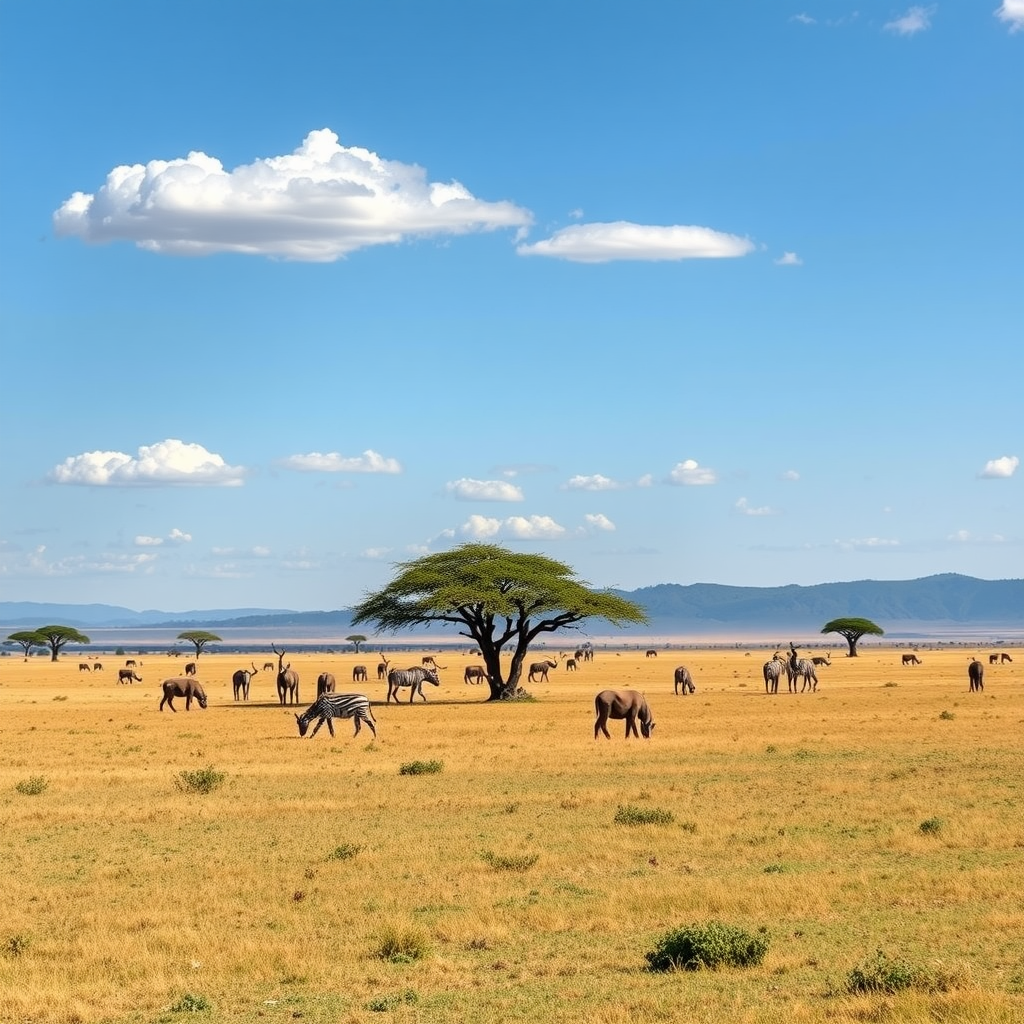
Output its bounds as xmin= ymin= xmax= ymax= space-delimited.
xmin=169 ymin=992 xmax=211 ymax=1012
xmin=399 ymin=760 xmax=443 ymax=776
xmin=480 ymin=851 xmax=539 ymax=871
xmin=846 ymin=949 xmax=926 ymax=993
xmin=175 ymin=766 xmax=226 ymax=794
xmin=376 ymin=928 xmax=430 ymax=963
xmin=645 ymin=921 xmax=769 ymax=972
xmin=614 ymin=804 xmax=674 ymax=826
xmin=15 ymin=776 xmax=48 ymax=796
xmin=327 ymin=843 xmax=363 ymax=861
xmin=367 ymin=990 xmax=418 ymax=1012
xmin=820 ymin=617 xmax=884 ymax=657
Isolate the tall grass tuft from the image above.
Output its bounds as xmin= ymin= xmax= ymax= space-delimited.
xmin=645 ymin=922 xmax=769 ymax=971
xmin=175 ymin=766 xmax=226 ymax=794
xmin=169 ymin=992 xmax=211 ymax=1012
xmin=614 ymin=804 xmax=674 ymax=826
xmin=480 ymin=850 xmax=539 ymax=872
xmin=15 ymin=776 xmax=48 ymax=796
xmin=399 ymin=759 xmax=443 ymax=776
xmin=376 ymin=927 xmax=430 ymax=964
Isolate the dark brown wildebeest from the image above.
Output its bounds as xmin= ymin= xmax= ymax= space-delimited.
xmin=352 ymin=665 xmax=368 ymax=682
xmin=673 ymin=665 xmax=695 ymax=695
xmin=563 ymin=657 xmax=577 ymax=672
xmin=464 ymin=664 xmax=488 ymax=685
xmin=272 ymin=644 xmax=299 ymax=705
xmin=316 ymin=672 xmax=337 ymax=697
xmin=989 ymin=654 xmax=999 ymax=664
xmin=999 ymin=653 xmax=1013 ymax=664
xmin=811 ymin=653 xmax=831 ymax=668
xmin=902 ymin=653 xmax=921 ymax=666
xmin=528 ymin=659 xmax=558 ymax=683
xmin=645 ymin=649 xmax=658 ymax=658
xmin=232 ymin=663 xmax=258 ymax=701
xmin=594 ymin=689 xmax=655 ymax=740
xmin=968 ymin=660 xmax=984 ymax=692
xmin=184 ymin=662 xmax=197 ymax=676
xmin=159 ymin=677 xmax=208 ymax=712
xmin=125 ymin=659 xmax=137 ymax=668
xmin=118 ymin=668 xmax=142 ymax=684
xmin=92 ymin=663 xmax=103 ymax=671
xmin=387 ymin=666 xmax=440 ymax=703
xmin=263 ymin=661 xmax=275 ymax=672
xmin=377 ymin=655 xmax=390 ymax=680
xmin=79 ymin=663 xmax=90 ymax=672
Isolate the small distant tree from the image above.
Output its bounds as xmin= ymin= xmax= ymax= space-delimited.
xmin=345 ymin=634 xmax=368 ymax=654
xmin=6 ymin=631 xmax=48 ymax=660
xmin=32 ymin=625 xmax=92 ymax=662
xmin=821 ymin=617 xmax=884 ymax=658
xmin=176 ymin=630 xmax=222 ymax=659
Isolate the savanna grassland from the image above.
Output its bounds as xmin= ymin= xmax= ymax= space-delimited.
xmin=1 ymin=643 xmax=1022 ymax=1024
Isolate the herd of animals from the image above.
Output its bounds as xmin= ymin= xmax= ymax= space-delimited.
xmin=80 ymin=639 xmax=1014 ymax=741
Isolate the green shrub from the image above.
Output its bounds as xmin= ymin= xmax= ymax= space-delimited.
xmin=399 ymin=760 xmax=443 ymax=776
xmin=480 ymin=851 xmax=539 ymax=872
xmin=366 ymin=989 xmax=418 ymax=1012
xmin=328 ymin=843 xmax=362 ymax=861
xmin=3 ymin=934 xmax=31 ymax=958
xmin=645 ymin=921 xmax=769 ymax=972
xmin=919 ymin=816 xmax=943 ymax=835
xmin=614 ymin=804 xmax=674 ymax=826
xmin=175 ymin=766 xmax=225 ymax=794
xmin=15 ymin=776 xmax=48 ymax=796
xmin=169 ymin=992 xmax=211 ymax=1012
xmin=376 ymin=928 xmax=430 ymax=963
xmin=846 ymin=949 xmax=923 ymax=994
xmin=939 ymin=710 xmax=955 ymax=720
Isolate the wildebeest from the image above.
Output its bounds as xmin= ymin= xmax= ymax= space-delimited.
xmin=316 ymin=672 xmax=337 ymax=697
xmin=645 ymin=649 xmax=658 ymax=658
xmin=387 ymin=666 xmax=440 ymax=703
xmin=421 ymin=655 xmax=447 ymax=670
xmin=232 ymin=663 xmax=258 ymax=701
xmin=902 ymin=653 xmax=921 ymax=666
xmin=92 ymin=663 xmax=103 ymax=671
xmin=159 ymin=677 xmax=208 ymax=712
xmin=184 ymin=662 xmax=197 ymax=676
xmin=464 ymin=664 xmax=488 ymax=685
xmin=263 ymin=661 xmax=275 ymax=672
xmin=811 ymin=653 xmax=831 ymax=668
xmin=968 ymin=660 xmax=984 ymax=692
xmin=988 ymin=653 xmax=1012 ymax=665
xmin=673 ymin=665 xmax=695 ymax=695
xmin=564 ymin=657 xmax=578 ymax=672
xmin=118 ymin=668 xmax=142 ymax=684
xmin=272 ymin=644 xmax=299 ymax=705
xmin=79 ymin=663 xmax=90 ymax=672
xmin=125 ymin=659 xmax=137 ymax=668
xmin=352 ymin=665 xmax=368 ymax=682
xmin=377 ymin=655 xmax=390 ymax=680
xmin=528 ymin=659 xmax=558 ymax=683
xmin=594 ymin=689 xmax=655 ymax=740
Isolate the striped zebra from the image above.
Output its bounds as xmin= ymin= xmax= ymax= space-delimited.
xmin=762 ymin=654 xmax=787 ymax=695
xmin=789 ymin=645 xmax=819 ymax=693
xmin=387 ymin=666 xmax=440 ymax=703
xmin=295 ymin=693 xmax=377 ymax=739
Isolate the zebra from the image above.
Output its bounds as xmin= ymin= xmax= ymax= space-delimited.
xmin=295 ymin=693 xmax=377 ymax=740
xmin=387 ymin=666 xmax=440 ymax=703
xmin=789 ymin=644 xmax=818 ymax=693
xmin=762 ymin=654 xmax=787 ymax=695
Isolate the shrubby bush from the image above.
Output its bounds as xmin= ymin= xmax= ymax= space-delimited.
xmin=645 ymin=921 xmax=769 ymax=972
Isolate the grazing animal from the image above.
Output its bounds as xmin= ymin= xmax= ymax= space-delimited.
xmin=528 ymin=659 xmax=558 ymax=683
xmin=673 ymin=665 xmax=695 ymax=695
xmin=387 ymin=666 xmax=440 ymax=703
xmin=762 ymin=653 xmax=787 ymax=695
xmin=594 ymin=689 xmax=655 ymax=740
xmin=574 ymin=648 xmax=585 ymax=662
xmin=581 ymin=645 xmax=594 ymax=662
xmin=789 ymin=644 xmax=819 ymax=693
xmin=421 ymin=655 xmax=447 ymax=670
xmin=902 ymin=653 xmax=921 ymax=666
xmin=118 ymin=668 xmax=142 ymax=684
xmin=464 ymin=664 xmax=488 ymax=685
xmin=352 ymin=665 xmax=368 ymax=682
xmin=159 ymin=677 xmax=208 ymax=712
xmin=377 ymin=655 xmax=390 ymax=680
xmin=564 ymin=657 xmax=577 ymax=672
xmin=316 ymin=672 xmax=337 ymax=697
xmin=184 ymin=662 xmax=197 ymax=676
xmin=263 ymin=661 xmax=275 ymax=672
xmin=989 ymin=654 xmax=999 ymax=665
xmin=645 ymin=649 xmax=658 ymax=658
xmin=92 ymin=663 xmax=103 ymax=671
xmin=811 ymin=653 xmax=831 ymax=668
xmin=232 ymin=663 xmax=258 ymax=701
xmin=271 ymin=644 xmax=300 ymax=705
xmin=79 ymin=663 xmax=90 ymax=672
xmin=295 ymin=692 xmax=377 ymax=740
xmin=125 ymin=659 xmax=137 ymax=668
xmin=968 ymin=660 xmax=984 ymax=692
xmin=999 ymin=653 xmax=1013 ymax=664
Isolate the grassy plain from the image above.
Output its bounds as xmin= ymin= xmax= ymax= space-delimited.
xmin=1 ymin=643 xmax=1022 ymax=1024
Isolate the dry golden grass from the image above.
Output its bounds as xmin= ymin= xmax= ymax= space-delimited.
xmin=1 ymin=643 xmax=1022 ymax=1023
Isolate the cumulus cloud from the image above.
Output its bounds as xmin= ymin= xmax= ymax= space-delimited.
xmin=668 ymin=459 xmax=718 ymax=486
xmin=516 ymin=221 xmax=754 ymax=263
xmin=996 ymin=1 xmax=1024 ymax=31
xmin=280 ymin=449 xmax=402 ymax=474
xmin=54 ymin=129 xmax=532 ymax=262
xmin=584 ymin=513 xmax=616 ymax=531
xmin=884 ymin=5 xmax=935 ymax=34
xmin=50 ymin=439 xmax=244 ymax=487
xmin=566 ymin=473 xmax=622 ymax=491
xmin=461 ymin=514 xmax=566 ymax=540
xmin=979 ymin=455 xmax=1019 ymax=478
xmin=774 ymin=251 xmax=803 ymax=266
xmin=134 ymin=528 xmax=192 ymax=547
xmin=735 ymin=497 xmax=776 ymax=516
xmin=636 ymin=474 xmax=654 ymax=488
xmin=446 ymin=478 xmax=524 ymax=501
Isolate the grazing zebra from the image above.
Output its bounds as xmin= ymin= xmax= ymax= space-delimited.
xmin=118 ymin=668 xmax=142 ymax=684
xmin=387 ymin=666 xmax=440 ymax=703
xmin=762 ymin=654 xmax=787 ymax=695
xmin=352 ymin=665 xmax=368 ymax=682
xmin=464 ymin=664 xmax=488 ymax=685
xmin=316 ymin=672 xmax=337 ymax=697
xmin=295 ymin=693 xmax=377 ymax=740
xmin=528 ymin=659 xmax=558 ymax=683
xmin=789 ymin=644 xmax=819 ymax=693
xmin=968 ymin=660 xmax=984 ymax=692
xmin=902 ymin=653 xmax=921 ymax=666
xmin=594 ymin=689 xmax=655 ymax=739
xmin=674 ymin=665 xmax=695 ymax=695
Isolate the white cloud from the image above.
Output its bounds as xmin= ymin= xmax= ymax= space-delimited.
xmin=461 ymin=515 xmax=502 ymax=539
xmin=460 ymin=514 xmax=566 ymax=540
xmin=791 ymin=13 xmax=816 ymax=24
xmin=446 ymin=478 xmax=524 ymax=501
xmin=774 ymin=251 xmax=803 ymax=266
xmin=834 ymin=537 xmax=900 ymax=550
xmin=584 ymin=513 xmax=616 ymax=531
xmin=5 ymin=545 xmax=159 ymax=577
xmin=210 ymin=545 xmax=270 ymax=558
xmin=50 ymin=439 xmax=245 ymax=487
xmin=566 ymin=473 xmax=622 ymax=491
xmin=54 ymin=129 xmax=532 ymax=262
xmin=168 ymin=528 xmax=192 ymax=544
xmin=996 ymin=1 xmax=1024 ymax=31
xmin=361 ymin=547 xmax=393 ymax=559
xmin=517 ymin=221 xmax=755 ymax=263
xmin=280 ymin=449 xmax=402 ymax=474
xmin=137 ymin=527 xmax=193 ymax=547
xmin=668 ymin=459 xmax=718 ymax=486
xmin=135 ymin=535 xmax=163 ymax=547
xmin=884 ymin=5 xmax=935 ymax=34
xmin=735 ymin=497 xmax=776 ymax=516
xmin=636 ymin=474 xmax=654 ymax=488
xmin=979 ymin=455 xmax=1019 ymax=479
xmin=782 ymin=469 xmax=800 ymax=481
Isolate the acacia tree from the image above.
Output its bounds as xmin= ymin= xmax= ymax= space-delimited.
xmin=176 ymin=630 xmax=222 ymax=659
xmin=821 ymin=617 xmax=884 ymax=657
xmin=345 ymin=634 xmax=368 ymax=654
xmin=351 ymin=544 xmax=648 ymax=701
xmin=5 ymin=630 xmax=48 ymax=659
xmin=32 ymin=625 xmax=92 ymax=662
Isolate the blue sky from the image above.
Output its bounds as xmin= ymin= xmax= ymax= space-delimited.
xmin=1 ymin=1 xmax=1021 ymax=612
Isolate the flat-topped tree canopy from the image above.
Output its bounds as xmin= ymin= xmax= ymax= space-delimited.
xmin=33 ymin=625 xmax=92 ymax=662
xmin=351 ymin=543 xmax=647 ymax=701
xmin=176 ymin=630 xmax=222 ymax=659
xmin=821 ymin=617 xmax=884 ymax=657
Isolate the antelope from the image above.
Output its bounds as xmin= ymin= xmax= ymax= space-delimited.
xmin=232 ymin=663 xmax=258 ymax=701
xmin=352 ymin=665 xmax=368 ymax=682
xmin=316 ymin=672 xmax=337 ymax=697
xmin=811 ymin=652 xmax=831 ymax=668
xmin=421 ymin=655 xmax=447 ymax=670
xmin=272 ymin=644 xmax=300 ymax=705
xmin=159 ymin=677 xmax=207 ymax=712
xmin=901 ymin=653 xmax=921 ymax=666
xmin=118 ymin=668 xmax=142 ymax=684
xmin=377 ymin=654 xmax=390 ymax=680
xmin=645 ymin=649 xmax=658 ymax=658
xmin=673 ymin=665 xmax=695 ymax=695
xmin=763 ymin=652 xmax=787 ymax=695
xmin=528 ymin=659 xmax=558 ymax=683
xmin=263 ymin=661 xmax=275 ymax=672
xmin=594 ymin=689 xmax=655 ymax=740
xmin=387 ymin=666 xmax=440 ymax=703
xmin=464 ymin=664 xmax=488 ymax=685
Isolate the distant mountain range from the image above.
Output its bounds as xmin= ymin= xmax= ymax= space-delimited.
xmin=2 ymin=575 xmax=1021 ymax=640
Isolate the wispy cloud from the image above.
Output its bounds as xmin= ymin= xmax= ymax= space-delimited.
xmin=834 ymin=537 xmax=900 ymax=550
xmin=996 ymin=1 xmax=1024 ymax=32
xmin=782 ymin=469 xmax=801 ymax=481
xmin=134 ymin=527 xmax=193 ymax=547
xmin=517 ymin=222 xmax=754 ymax=263
xmin=2 ymin=544 xmax=159 ymax=577
xmin=668 ymin=459 xmax=717 ymax=486
xmin=280 ymin=449 xmax=402 ymax=474
xmin=461 ymin=514 xmax=566 ymax=540
xmin=565 ymin=473 xmax=623 ymax=491
xmin=735 ymin=497 xmax=776 ymax=516
xmin=54 ymin=129 xmax=532 ymax=262
xmin=50 ymin=440 xmax=244 ymax=487
xmin=774 ymin=251 xmax=803 ymax=266
xmin=446 ymin=478 xmax=524 ymax=501
xmin=791 ymin=13 xmax=816 ymax=25
xmin=979 ymin=455 xmax=1019 ymax=478
xmin=583 ymin=513 xmax=616 ymax=532
xmin=884 ymin=5 xmax=935 ymax=35
xmin=210 ymin=545 xmax=271 ymax=558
